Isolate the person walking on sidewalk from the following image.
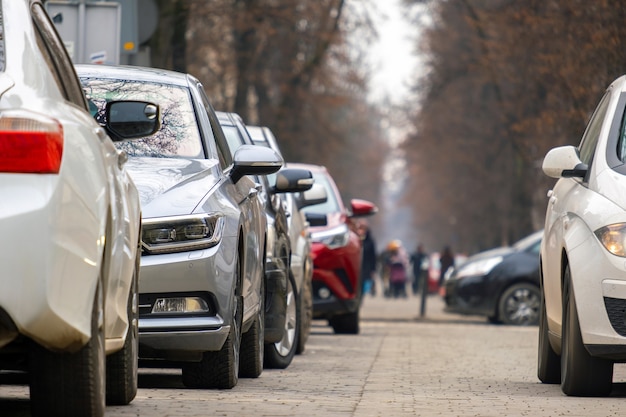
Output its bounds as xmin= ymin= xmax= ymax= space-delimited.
xmin=386 ymin=240 xmax=409 ymax=298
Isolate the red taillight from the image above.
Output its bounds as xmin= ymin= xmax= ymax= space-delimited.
xmin=0 ymin=111 xmax=64 ymax=174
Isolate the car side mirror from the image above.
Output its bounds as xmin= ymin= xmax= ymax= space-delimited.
xmin=349 ymin=199 xmax=378 ymax=218
xmin=231 ymin=144 xmax=283 ymax=183
xmin=106 ymin=101 xmax=160 ymax=141
xmin=542 ymin=145 xmax=588 ymax=179
xmin=273 ymin=168 xmax=314 ymax=194
xmin=297 ymin=183 xmax=327 ymax=209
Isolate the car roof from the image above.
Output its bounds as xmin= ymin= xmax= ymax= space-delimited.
xmin=75 ymin=64 xmax=194 ymax=88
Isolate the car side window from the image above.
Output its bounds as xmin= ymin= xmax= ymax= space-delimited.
xmin=578 ymin=91 xmax=611 ymax=166
xmin=617 ymin=107 xmax=626 ymax=163
xmin=198 ymin=87 xmax=232 ymax=169
xmin=31 ymin=4 xmax=88 ymax=110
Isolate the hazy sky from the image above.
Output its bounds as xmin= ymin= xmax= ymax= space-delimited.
xmin=367 ymin=0 xmax=420 ymax=103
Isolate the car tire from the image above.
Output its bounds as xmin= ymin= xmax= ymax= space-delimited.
xmin=182 ymin=252 xmax=243 ymax=389
xmin=561 ymin=265 xmax=613 ymax=396
xmin=106 ymin=246 xmax=139 ymax=405
xmin=497 ymin=283 xmax=541 ymax=326
xmin=29 ymin=281 xmax=106 ymax=417
xmin=239 ymin=277 xmax=264 ymax=378
xmin=330 ymin=309 xmax=359 ymax=335
xmin=296 ymin=273 xmax=312 ymax=354
xmin=537 ymin=290 xmax=560 ymax=384
xmin=264 ymin=273 xmax=299 ymax=369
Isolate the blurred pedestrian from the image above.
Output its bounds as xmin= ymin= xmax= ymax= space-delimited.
xmin=359 ymin=220 xmax=377 ymax=297
xmin=385 ymin=240 xmax=409 ymax=298
xmin=439 ymin=245 xmax=455 ymax=288
xmin=410 ymin=244 xmax=428 ymax=295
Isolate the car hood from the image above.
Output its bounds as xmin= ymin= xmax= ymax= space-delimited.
xmin=125 ymin=157 xmax=221 ymax=218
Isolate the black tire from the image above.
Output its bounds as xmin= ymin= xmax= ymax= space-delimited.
xmin=264 ymin=274 xmax=299 ymax=369
xmin=497 ymin=283 xmax=541 ymax=325
xmin=240 ymin=277 xmax=264 ymax=378
xmin=296 ymin=273 xmax=312 ymax=354
xmin=537 ymin=290 xmax=560 ymax=384
xmin=561 ymin=265 xmax=613 ymax=396
xmin=106 ymin=251 xmax=139 ymax=405
xmin=330 ymin=309 xmax=359 ymax=334
xmin=182 ymin=252 xmax=243 ymax=389
xmin=30 ymin=283 xmax=106 ymax=417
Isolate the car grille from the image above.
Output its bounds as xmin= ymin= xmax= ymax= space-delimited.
xmin=604 ymin=297 xmax=626 ymax=337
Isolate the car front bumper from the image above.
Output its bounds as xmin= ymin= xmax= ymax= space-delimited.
xmin=137 ymin=238 xmax=237 ymax=360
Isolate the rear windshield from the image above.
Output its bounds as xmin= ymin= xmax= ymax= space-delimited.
xmin=81 ymin=77 xmax=203 ymax=158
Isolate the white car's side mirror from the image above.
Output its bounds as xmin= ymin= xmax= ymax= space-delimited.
xmin=542 ymin=145 xmax=588 ymax=179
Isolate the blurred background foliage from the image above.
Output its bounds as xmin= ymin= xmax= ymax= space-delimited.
xmin=145 ymin=0 xmax=626 ymax=255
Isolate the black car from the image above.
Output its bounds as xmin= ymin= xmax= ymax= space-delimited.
xmin=443 ymin=230 xmax=543 ymax=325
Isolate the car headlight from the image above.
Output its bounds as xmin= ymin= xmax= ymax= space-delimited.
xmin=454 ymin=256 xmax=503 ymax=279
xmin=142 ymin=213 xmax=224 ymax=254
xmin=310 ymin=224 xmax=350 ymax=249
xmin=595 ymin=223 xmax=626 ymax=257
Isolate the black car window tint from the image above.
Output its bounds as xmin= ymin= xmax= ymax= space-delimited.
xmin=617 ymin=109 xmax=626 ymax=162
xmin=579 ymin=90 xmax=611 ymax=166
xmin=31 ymin=3 xmax=87 ymax=110
xmin=198 ymin=88 xmax=231 ymax=169
xmin=82 ymin=78 xmax=203 ymax=158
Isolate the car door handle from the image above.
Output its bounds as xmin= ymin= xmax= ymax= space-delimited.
xmin=248 ymin=187 xmax=259 ymax=199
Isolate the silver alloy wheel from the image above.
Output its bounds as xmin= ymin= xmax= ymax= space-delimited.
xmin=274 ymin=277 xmax=297 ymax=356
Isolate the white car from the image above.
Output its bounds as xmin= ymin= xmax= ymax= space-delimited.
xmin=539 ymin=74 xmax=626 ymax=396
xmin=0 ymin=1 xmax=154 ymax=415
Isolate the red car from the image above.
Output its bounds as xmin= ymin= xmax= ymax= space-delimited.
xmin=291 ymin=163 xmax=377 ymax=334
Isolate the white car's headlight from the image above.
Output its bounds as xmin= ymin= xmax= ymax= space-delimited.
xmin=595 ymin=223 xmax=626 ymax=257
xmin=454 ymin=256 xmax=503 ymax=279
xmin=142 ymin=213 xmax=224 ymax=254
xmin=310 ymin=224 xmax=350 ymax=249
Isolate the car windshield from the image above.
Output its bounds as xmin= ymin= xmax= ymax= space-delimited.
xmin=512 ymin=231 xmax=542 ymax=254
xmin=81 ymin=77 xmax=204 ymax=158
xmin=301 ymin=172 xmax=341 ymax=215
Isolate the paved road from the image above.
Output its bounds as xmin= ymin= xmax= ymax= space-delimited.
xmin=3 ymin=292 xmax=626 ymax=416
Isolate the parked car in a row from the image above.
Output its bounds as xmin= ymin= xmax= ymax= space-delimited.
xmin=539 ymin=74 xmax=626 ymax=396
xmin=77 ymin=64 xmax=283 ymax=389
xmin=443 ymin=230 xmax=542 ymax=326
xmin=246 ymin=126 xmax=318 ymax=356
xmin=293 ymin=163 xmax=378 ymax=334
xmin=0 ymin=1 xmax=156 ymax=415
xmin=216 ymin=111 xmax=314 ymax=369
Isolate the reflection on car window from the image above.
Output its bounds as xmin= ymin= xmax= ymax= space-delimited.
xmin=301 ymin=173 xmax=341 ymax=214
xmin=81 ymin=78 xmax=203 ymax=158
xmin=221 ymin=125 xmax=244 ymax=158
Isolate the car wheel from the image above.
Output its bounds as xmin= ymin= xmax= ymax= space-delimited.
xmin=561 ymin=265 xmax=613 ymax=396
xmin=182 ymin=252 xmax=243 ymax=389
xmin=497 ymin=283 xmax=541 ymax=325
xmin=239 ymin=276 xmax=265 ymax=378
xmin=106 ymin=246 xmax=139 ymax=405
xmin=30 ymin=281 xmax=106 ymax=417
xmin=537 ymin=290 xmax=560 ymax=384
xmin=264 ymin=274 xmax=299 ymax=369
xmin=296 ymin=273 xmax=312 ymax=354
xmin=330 ymin=309 xmax=359 ymax=334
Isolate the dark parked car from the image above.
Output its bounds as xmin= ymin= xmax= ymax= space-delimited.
xmin=444 ymin=230 xmax=543 ymax=325
xmin=216 ymin=112 xmax=314 ymax=369
xmin=292 ymin=163 xmax=378 ymax=334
